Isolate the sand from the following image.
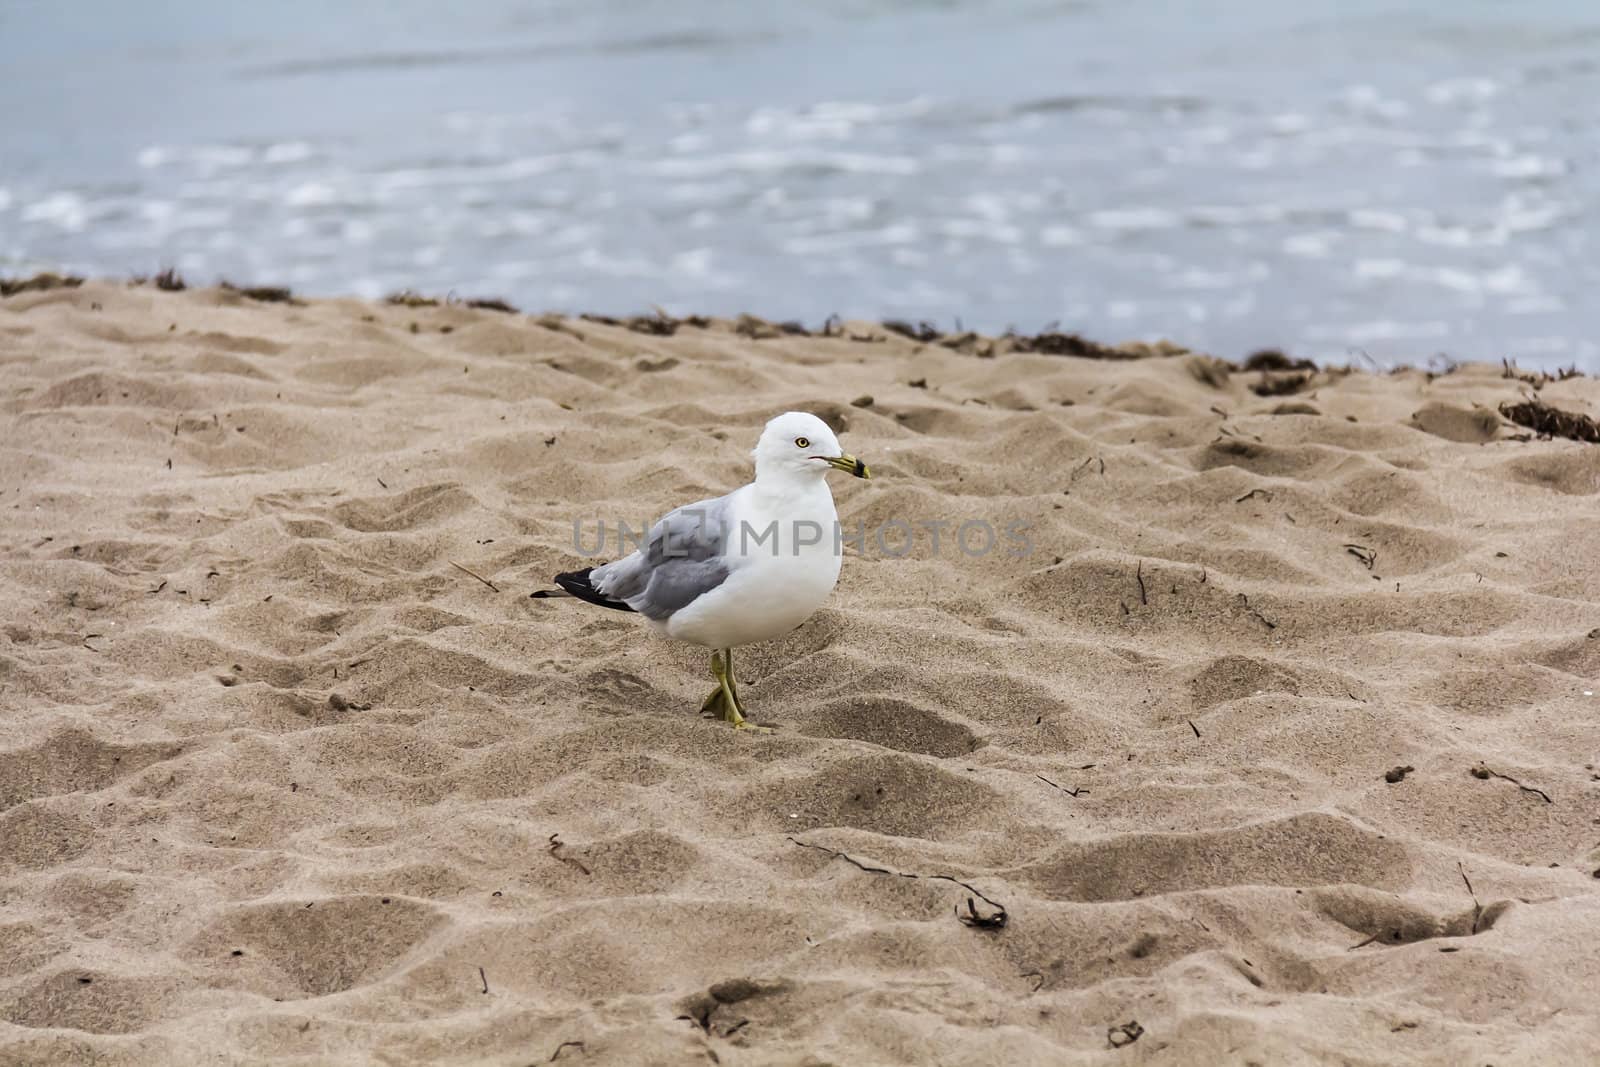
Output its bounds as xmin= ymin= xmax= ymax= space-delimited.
xmin=2 ymin=280 xmax=1599 ymax=1066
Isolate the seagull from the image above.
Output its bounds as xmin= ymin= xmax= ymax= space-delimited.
xmin=532 ymin=411 xmax=870 ymax=730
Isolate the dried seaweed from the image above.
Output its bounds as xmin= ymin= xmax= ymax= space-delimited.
xmin=1251 ymin=371 xmax=1313 ymax=397
xmin=1009 ymin=331 xmax=1131 ymax=360
xmin=0 ymin=272 xmax=84 ymax=297
xmin=385 ymin=290 xmax=439 ymax=307
xmin=154 ymin=268 xmax=187 ymax=292
xmin=623 ymin=312 xmax=679 ymax=336
xmin=1502 ymin=358 xmax=1584 ymax=390
xmin=1498 ymin=400 xmax=1599 ymax=443
xmin=220 ymin=280 xmax=294 ymax=303
xmin=1243 ymin=349 xmax=1317 ymax=372
xmin=734 ymin=313 xmax=783 ymax=340
xmin=464 ymin=297 xmax=518 ymax=313
xmin=882 ymin=319 xmax=942 ymax=342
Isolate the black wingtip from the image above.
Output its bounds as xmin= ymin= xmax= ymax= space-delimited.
xmin=552 ymin=567 xmax=636 ymax=613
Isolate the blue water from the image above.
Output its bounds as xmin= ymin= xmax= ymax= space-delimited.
xmin=2 ymin=1 xmax=1596 ymax=368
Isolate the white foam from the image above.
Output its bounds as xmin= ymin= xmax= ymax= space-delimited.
xmin=1492 ymin=155 xmax=1567 ymax=180
xmin=1087 ymin=208 xmax=1181 ymax=231
xmin=286 ymin=182 xmax=340 ymax=207
xmin=1426 ymin=77 xmax=1499 ymax=106
xmin=263 ymin=141 xmax=315 ymax=165
xmin=21 ymin=192 xmax=88 ymax=231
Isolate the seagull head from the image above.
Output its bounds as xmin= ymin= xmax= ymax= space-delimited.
xmin=752 ymin=411 xmax=870 ymax=483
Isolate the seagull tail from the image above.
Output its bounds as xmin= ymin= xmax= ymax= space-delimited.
xmin=530 ymin=568 xmax=636 ymax=613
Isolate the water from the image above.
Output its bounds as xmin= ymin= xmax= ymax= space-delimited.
xmin=2 ymin=1 xmax=1596 ymax=369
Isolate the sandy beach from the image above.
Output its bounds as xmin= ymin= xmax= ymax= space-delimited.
xmin=3 ymin=279 xmax=1599 ymax=1065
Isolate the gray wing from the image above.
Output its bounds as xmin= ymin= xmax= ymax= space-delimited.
xmin=589 ymin=493 xmax=735 ymax=621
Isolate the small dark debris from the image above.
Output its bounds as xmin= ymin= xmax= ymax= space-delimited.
xmin=1108 ymin=1021 xmax=1144 ymax=1049
xmin=550 ymin=1041 xmax=585 ymax=1061
xmin=957 ymin=896 xmax=1007 ymax=929
xmin=1384 ymin=765 xmax=1415 ymax=784
xmin=1345 ymin=544 xmax=1377 ymax=570
xmin=908 ymin=378 xmax=927 ymax=389
xmin=231 ymin=949 xmax=244 ymax=957
xmin=851 ymin=395 xmax=874 ymax=408
xmin=548 ymin=833 xmax=592 ymax=876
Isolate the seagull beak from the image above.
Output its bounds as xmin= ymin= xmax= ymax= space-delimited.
xmin=826 ymin=453 xmax=871 ymax=479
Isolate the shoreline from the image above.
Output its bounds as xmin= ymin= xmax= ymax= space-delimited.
xmin=7 ymin=270 xmax=1592 ymax=384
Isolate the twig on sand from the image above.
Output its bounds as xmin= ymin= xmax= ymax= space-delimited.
xmin=1037 ymin=774 xmax=1086 ymax=797
xmin=449 ymin=560 xmax=500 ymax=592
xmin=1135 ymin=560 xmax=1148 ymax=606
xmin=1345 ymin=543 xmax=1377 ymax=570
xmin=788 ymin=837 xmax=1007 ymax=928
xmin=1470 ymin=763 xmax=1552 ymax=804
xmin=549 ymin=1041 xmax=586 ymax=1061
xmin=478 ymin=966 xmax=489 ymax=994
xmin=548 ymin=833 xmax=591 ymax=876
xmin=1236 ymin=593 xmax=1277 ymax=630
xmin=1458 ymin=862 xmax=1484 ymax=933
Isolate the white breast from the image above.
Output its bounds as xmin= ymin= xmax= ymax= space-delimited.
xmin=662 ymin=480 xmax=842 ymax=648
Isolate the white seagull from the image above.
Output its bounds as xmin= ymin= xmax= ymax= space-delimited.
xmin=532 ymin=411 xmax=871 ymax=730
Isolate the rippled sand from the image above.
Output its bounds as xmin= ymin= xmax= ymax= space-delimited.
xmin=3 ymin=282 xmax=1599 ymax=1064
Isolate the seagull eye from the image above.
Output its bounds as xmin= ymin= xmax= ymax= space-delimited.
xmin=794 ymin=436 xmax=810 ymax=449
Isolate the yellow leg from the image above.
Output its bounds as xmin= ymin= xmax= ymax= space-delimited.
xmin=709 ymin=649 xmax=769 ymax=732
